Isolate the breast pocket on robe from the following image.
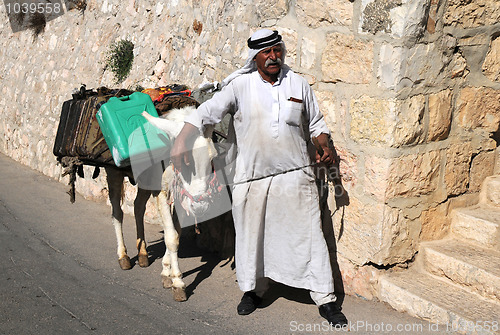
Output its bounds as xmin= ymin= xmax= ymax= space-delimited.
xmin=282 ymin=100 xmax=303 ymax=127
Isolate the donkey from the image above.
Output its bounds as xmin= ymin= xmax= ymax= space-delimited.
xmin=104 ymin=105 xmax=218 ymax=302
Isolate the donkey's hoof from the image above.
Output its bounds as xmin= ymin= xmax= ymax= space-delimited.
xmin=138 ymin=254 xmax=149 ymax=267
xmin=172 ymin=287 xmax=187 ymax=302
xmin=118 ymin=256 xmax=132 ymax=270
xmin=162 ymin=276 xmax=173 ymax=289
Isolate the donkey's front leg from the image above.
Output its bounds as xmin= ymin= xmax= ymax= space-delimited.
xmin=157 ymin=191 xmax=187 ymax=301
xmin=134 ymin=187 xmax=151 ymax=267
xmin=106 ymin=168 xmax=131 ymax=270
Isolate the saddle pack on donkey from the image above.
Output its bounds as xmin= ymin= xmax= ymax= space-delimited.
xmin=53 ymin=85 xmax=200 ymax=201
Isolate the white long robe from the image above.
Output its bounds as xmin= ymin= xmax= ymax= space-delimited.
xmin=186 ymin=66 xmax=334 ymax=293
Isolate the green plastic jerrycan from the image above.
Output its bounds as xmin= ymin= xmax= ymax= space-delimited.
xmin=97 ymin=92 xmax=171 ymax=168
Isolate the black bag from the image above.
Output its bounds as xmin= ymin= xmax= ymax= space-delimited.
xmin=53 ymin=85 xmax=132 ymax=166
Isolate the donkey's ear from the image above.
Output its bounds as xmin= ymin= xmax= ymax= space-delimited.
xmin=142 ymin=111 xmax=178 ymax=138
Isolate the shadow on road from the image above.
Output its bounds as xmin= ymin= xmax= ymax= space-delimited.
xmin=143 ymin=226 xmax=230 ymax=300
xmin=260 ymin=282 xmax=316 ymax=308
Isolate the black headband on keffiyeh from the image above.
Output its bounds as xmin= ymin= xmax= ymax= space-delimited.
xmin=247 ymin=30 xmax=282 ymax=50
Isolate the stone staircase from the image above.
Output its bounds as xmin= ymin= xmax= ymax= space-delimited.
xmin=379 ymin=175 xmax=500 ymax=335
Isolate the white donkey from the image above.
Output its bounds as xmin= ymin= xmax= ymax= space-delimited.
xmin=104 ymin=105 xmax=217 ymax=302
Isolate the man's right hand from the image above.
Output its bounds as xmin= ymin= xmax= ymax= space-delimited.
xmin=170 ymin=138 xmax=190 ymax=171
xmin=170 ymin=123 xmax=200 ymax=171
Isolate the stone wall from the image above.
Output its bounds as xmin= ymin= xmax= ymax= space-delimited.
xmin=330 ymin=0 xmax=500 ymax=297
xmin=0 ymin=0 xmax=498 ymax=299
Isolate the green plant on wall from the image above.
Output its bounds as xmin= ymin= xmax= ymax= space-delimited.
xmin=105 ymin=39 xmax=134 ymax=83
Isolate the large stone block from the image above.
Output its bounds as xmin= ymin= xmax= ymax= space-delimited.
xmin=315 ymin=91 xmax=336 ymax=127
xmin=394 ymin=95 xmax=425 ymax=146
xmin=349 ymin=95 xmax=424 ymax=147
xmin=482 ymin=35 xmax=500 ymax=82
xmin=300 ymin=37 xmax=316 ymax=70
xmin=279 ymin=28 xmax=298 ymax=69
xmin=334 ymin=145 xmax=359 ymax=191
xmin=360 ymin=0 xmax=404 ymax=35
xmin=296 ymin=0 xmax=353 ymax=28
xmin=444 ymin=0 xmax=500 ymax=28
xmin=365 ymin=151 xmax=440 ymax=199
xmin=365 ymin=156 xmax=392 ymax=200
xmin=336 ymin=256 xmax=380 ymax=300
xmin=254 ymin=0 xmax=289 ymax=23
xmin=420 ymin=194 xmax=480 ymax=241
xmin=321 ymin=33 xmax=373 ymax=84
xmin=469 ymin=150 xmax=496 ymax=193
xmin=377 ymin=44 xmax=405 ymax=89
xmin=378 ymin=36 xmax=466 ymax=90
xmin=332 ymin=195 xmax=416 ymax=265
xmin=360 ymin=0 xmax=431 ymax=38
xmin=420 ymin=202 xmax=450 ymax=241
xmin=153 ymin=59 xmax=167 ymax=78
xmin=445 ymin=143 xmax=472 ymax=196
xmin=390 ymin=0 xmax=431 ymax=38
xmin=426 ymin=0 xmax=439 ymax=34
xmin=428 ymin=89 xmax=452 ymax=141
xmin=456 ymin=87 xmax=500 ymax=132
xmin=350 ymin=96 xmax=393 ymax=144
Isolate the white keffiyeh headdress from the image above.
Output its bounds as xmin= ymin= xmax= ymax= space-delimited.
xmin=220 ymin=29 xmax=287 ymax=88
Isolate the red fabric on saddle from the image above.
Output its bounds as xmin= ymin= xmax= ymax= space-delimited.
xmin=142 ymin=86 xmax=192 ymax=103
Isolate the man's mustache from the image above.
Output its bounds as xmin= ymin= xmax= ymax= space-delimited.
xmin=265 ymin=58 xmax=282 ymax=67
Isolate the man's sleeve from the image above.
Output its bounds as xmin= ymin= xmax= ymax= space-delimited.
xmin=305 ymin=85 xmax=330 ymax=138
xmin=184 ymin=84 xmax=236 ymax=134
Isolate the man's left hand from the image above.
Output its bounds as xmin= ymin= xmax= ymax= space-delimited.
xmin=313 ymin=133 xmax=335 ymax=166
xmin=316 ymin=146 xmax=334 ymax=165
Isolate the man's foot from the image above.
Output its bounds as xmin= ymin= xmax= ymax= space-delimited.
xmin=319 ymin=302 xmax=348 ymax=327
xmin=237 ymin=292 xmax=262 ymax=315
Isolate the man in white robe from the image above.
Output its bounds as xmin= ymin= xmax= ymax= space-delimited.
xmin=171 ymin=29 xmax=348 ymax=326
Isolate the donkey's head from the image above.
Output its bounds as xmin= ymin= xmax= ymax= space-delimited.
xmin=174 ymin=133 xmax=217 ymax=217
xmin=141 ymin=107 xmax=218 ymax=218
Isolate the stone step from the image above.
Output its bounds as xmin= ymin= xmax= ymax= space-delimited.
xmin=451 ymin=206 xmax=500 ymax=249
xmin=480 ymin=175 xmax=500 ymax=207
xmin=379 ymin=270 xmax=500 ymax=335
xmin=421 ymin=239 xmax=500 ymax=302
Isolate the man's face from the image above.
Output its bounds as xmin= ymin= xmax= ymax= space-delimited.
xmin=254 ymin=45 xmax=283 ymax=78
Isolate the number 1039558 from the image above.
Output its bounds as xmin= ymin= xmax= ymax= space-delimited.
xmin=5 ymin=1 xmax=62 ymax=15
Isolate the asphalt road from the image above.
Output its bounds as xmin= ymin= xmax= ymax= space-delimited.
xmin=0 ymin=153 xmax=448 ymax=334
